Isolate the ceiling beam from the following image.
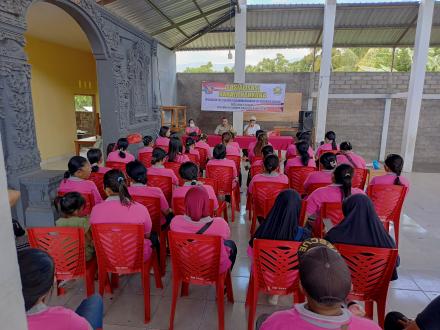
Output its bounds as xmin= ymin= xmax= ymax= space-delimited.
xmin=143 ymin=0 xmax=189 ymax=39
xmin=393 ymin=12 xmax=419 ymax=47
xmin=96 ymin=0 xmax=119 ymax=5
xmin=191 ymin=0 xmax=210 ymax=26
xmin=151 ymin=3 xmax=231 ymax=36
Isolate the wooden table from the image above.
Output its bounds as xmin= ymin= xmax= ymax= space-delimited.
xmin=74 ymin=136 xmax=97 ymax=155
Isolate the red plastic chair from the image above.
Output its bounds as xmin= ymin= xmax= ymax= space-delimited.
xmin=57 ymin=191 xmax=94 ymax=216
xmin=147 ymin=174 xmax=173 ymax=205
xmin=131 ymin=195 xmax=168 ymax=275
xmin=187 ymin=153 xmax=200 ymax=166
xmin=154 ymin=144 xmax=169 ymax=153
xmin=317 ymin=148 xmax=339 ymax=160
xmin=106 ymin=161 xmax=128 ymax=178
xmin=317 ymin=202 xmax=344 ymax=238
xmin=305 ymin=182 xmax=331 ymax=196
xmin=138 ymin=151 xmax=153 ymax=168
xmin=250 ymin=182 xmax=289 ymax=234
xmin=172 ymin=196 xmax=215 ymax=217
xmin=250 ymin=163 xmax=264 ymax=178
xmin=367 ymin=184 xmax=408 ymax=247
xmin=226 ymin=154 xmax=241 ymax=174
xmin=287 ymin=166 xmax=316 ymax=195
xmin=195 ymin=147 xmax=208 ymax=170
xmin=206 ymin=164 xmax=240 ymax=222
xmin=246 ymin=239 xmax=303 ymax=330
xmin=28 ymin=227 xmax=96 ymax=297
xmin=168 ymin=231 xmax=234 ymax=330
xmin=300 ymin=199 xmax=307 ymax=226
xmin=198 ymin=177 xmax=228 ymax=220
xmin=352 ymin=168 xmax=370 ymax=190
xmin=164 ymin=162 xmax=184 ymax=186
xmin=89 ymin=172 xmax=107 ymax=199
xmin=92 ymin=224 xmax=162 ymax=323
xmin=335 ymin=244 xmax=399 ymax=328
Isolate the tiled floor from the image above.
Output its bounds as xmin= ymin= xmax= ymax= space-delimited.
xmin=45 ymin=167 xmax=440 ymax=330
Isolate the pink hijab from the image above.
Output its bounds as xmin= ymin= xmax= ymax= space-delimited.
xmin=185 ymin=186 xmax=211 ymax=222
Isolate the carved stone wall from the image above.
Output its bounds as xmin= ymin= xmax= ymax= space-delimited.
xmin=0 ymin=0 xmax=161 ymax=226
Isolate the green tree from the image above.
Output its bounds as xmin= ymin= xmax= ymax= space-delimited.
xmin=224 ymin=66 xmax=234 ymax=73
xmin=74 ymin=95 xmax=93 ymax=111
xmin=183 ymin=61 xmax=215 ymax=73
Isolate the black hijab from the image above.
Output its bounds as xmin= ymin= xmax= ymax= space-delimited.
xmin=249 ymin=189 xmax=311 ymax=247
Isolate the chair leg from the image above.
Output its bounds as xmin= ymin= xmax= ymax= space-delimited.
xmin=181 ymin=282 xmax=189 ymax=296
xmin=85 ymin=258 xmax=97 ymax=297
xmin=231 ymin=194 xmax=236 ymax=222
xmin=142 ymin=267 xmax=151 ymax=323
xmin=169 ymin=278 xmax=180 ymax=330
xmin=365 ymin=300 xmax=374 ymax=319
xmin=111 ymin=273 xmax=119 ymax=289
xmin=216 ymin=279 xmax=226 ymax=330
xmin=394 ymin=218 xmax=400 ymax=248
xmin=98 ymin=269 xmax=106 ymax=297
xmin=57 ymin=280 xmax=66 ymax=296
xmin=226 ymin=271 xmax=234 ymax=303
xmin=160 ymin=231 xmax=167 ymax=276
xmin=248 ymin=279 xmax=258 ymax=330
xmin=245 ymin=274 xmax=253 ymax=307
xmin=152 ymin=252 xmax=164 ymax=289
xmin=377 ymin=298 xmax=387 ymax=328
xmin=250 ymin=211 xmax=257 ymax=235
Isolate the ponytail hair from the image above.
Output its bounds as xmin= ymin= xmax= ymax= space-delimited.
xmin=152 ymin=147 xmax=167 ymax=165
xmin=264 ymin=154 xmax=279 ymax=174
xmin=221 ymin=132 xmax=232 ymax=145
xmin=159 ymin=126 xmax=169 ymax=138
xmin=64 ymin=156 xmax=88 ymax=179
xmin=325 ymin=131 xmax=337 ymax=150
xmin=126 ymin=160 xmax=147 ymax=185
xmin=116 ymin=138 xmax=129 ymax=159
xmin=262 ymin=145 xmax=274 ymax=158
xmin=179 ymin=162 xmax=199 ymax=184
xmin=339 ymin=141 xmax=357 ymax=167
xmin=54 ymin=192 xmax=85 ymax=216
xmin=200 ymin=133 xmax=208 ymax=141
xmin=143 ymin=135 xmax=153 ymax=147
xmin=320 ymin=152 xmax=337 ymax=170
xmin=168 ymin=138 xmax=183 ymax=162
xmin=254 ymin=132 xmax=268 ymax=157
xmin=385 ymin=154 xmax=404 ymax=185
xmin=87 ymin=148 xmax=102 ymax=173
xmin=103 ymin=169 xmax=132 ymax=206
xmin=185 ymin=137 xmax=195 ymax=154
xmin=296 ymin=140 xmax=311 ymax=166
xmin=333 ymin=164 xmax=354 ymax=200
xmin=106 ymin=143 xmax=116 ymax=158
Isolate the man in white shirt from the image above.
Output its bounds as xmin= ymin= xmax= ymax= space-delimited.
xmin=243 ymin=116 xmax=261 ymax=136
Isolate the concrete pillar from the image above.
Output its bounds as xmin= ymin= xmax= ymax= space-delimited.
xmin=315 ymin=0 xmax=336 ymax=146
xmin=380 ymin=98 xmax=392 ymax=161
xmin=401 ymin=0 xmax=434 ymax=172
xmin=233 ymin=0 xmax=246 ymax=135
xmin=0 ymin=138 xmax=27 ymax=329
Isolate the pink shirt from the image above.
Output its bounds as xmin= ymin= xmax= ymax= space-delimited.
xmin=58 ymin=177 xmax=103 ymax=204
xmin=170 ymin=215 xmax=231 ymax=273
xmin=248 ymin=173 xmax=289 ymax=195
xmin=166 ymin=154 xmax=190 ymax=164
xmin=90 ymin=196 xmax=152 ymax=260
xmin=248 ymin=142 xmax=272 ymax=163
xmin=138 ymin=146 xmax=153 ymax=155
xmin=226 ymin=144 xmax=241 ymax=156
xmin=147 ymin=166 xmax=179 ymax=186
xmin=286 ymin=145 xmax=314 ymax=159
xmin=260 ymin=303 xmax=381 ymax=330
xmin=337 ymin=152 xmax=366 ymax=169
xmin=369 ymin=173 xmax=410 ymax=189
xmin=27 ymin=306 xmax=91 ymax=330
xmin=172 ymin=184 xmax=219 ymax=210
xmin=284 ymin=157 xmax=316 ymax=174
xmin=128 ymin=184 xmax=169 ymax=224
xmin=315 ymin=143 xmax=339 ymax=157
xmin=303 ymin=171 xmax=333 ymax=191
xmin=155 ymin=136 xmax=170 ymax=148
xmin=95 ymin=166 xmax=111 ymax=174
xmin=195 ymin=141 xmax=212 ymax=158
xmin=189 ymin=148 xmax=200 ymax=160
xmin=185 ymin=126 xmax=201 ymax=135
xmin=107 ymin=151 xmax=135 ymax=164
xmin=207 ymin=159 xmax=238 ymax=178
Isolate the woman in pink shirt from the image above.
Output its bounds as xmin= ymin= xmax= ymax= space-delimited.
xmin=90 ymin=169 xmax=153 ymax=261
xmin=336 ymin=141 xmax=366 ymax=169
xmin=184 ymin=137 xmax=200 ymax=163
xmin=87 ymin=148 xmax=111 ymax=174
xmin=248 ymin=154 xmax=288 ymax=195
xmin=170 ymin=186 xmax=236 ymax=273
xmin=19 ymin=248 xmax=103 ymax=330
xmin=173 ymin=162 xmax=219 ymax=210
xmin=249 ymin=132 xmax=268 ymax=163
xmin=303 ymin=152 xmax=337 ymax=192
xmin=315 ymin=130 xmax=339 ymax=158
xmin=369 ymin=154 xmax=410 ymax=189
xmin=167 ymin=137 xmax=190 ymax=164
xmin=58 ymin=156 xmax=103 ymax=204
xmin=107 ymin=138 xmax=135 ymax=164
xmin=207 ymin=144 xmax=238 ymax=183
xmin=185 ymin=118 xmax=201 ymax=136
xmin=126 ymin=160 xmax=173 ymax=226
xmin=155 ymin=126 xmax=171 ymax=149
xmin=148 ymin=148 xmax=179 ymax=186
xmin=138 ymin=135 xmax=154 ymax=156
xmin=195 ymin=133 xmax=212 ymax=159
xmin=286 ymin=131 xmax=314 ymax=159
xmin=284 ymin=141 xmax=316 ymax=174
xmin=222 ymin=131 xmax=241 ymax=156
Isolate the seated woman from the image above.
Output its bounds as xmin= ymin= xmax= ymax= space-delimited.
xmin=87 ymin=148 xmax=111 ymax=174
xmin=90 ymin=169 xmax=153 ymax=261
xmin=284 ymin=140 xmax=316 ymax=174
xmin=172 ymin=162 xmax=219 ymax=211
xmin=248 ymin=154 xmax=288 ymax=195
xmin=315 ymin=130 xmax=339 ymax=157
xmin=55 ymin=192 xmax=94 ymax=262
xmin=184 ymin=137 xmax=200 ymax=163
xmin=185 ymin=118 xmax=201 ymax=136
xmin=107 ymin=138 xmax=135 ymax=163
xmin=170 ymin=186 xmax=237 ymax=273
xmin=286 ymin=131 xmax=314 ymax=159
xmin=303 ymin=152 xmax=337 ymax=192
xmin=155 ymin=126 xmax=170 ymax=149
xmin=248 ymin=132 xmax=269 ymax=164
xmin=167 ymin=137 xmax=190 ymax=164
xmin=58 ymin=156 xmax=102 ymax=204
xmin=248 ymin=189 xmax=311 ymax=305
xmin=148 ymin=148 xmax=179 ymax=186
xmin=336 ymin=141 xmax=366 ymax=169
xmin=18 ymin=248 xmax=103 ymax=330
xmin=247 ymin=145 xmax=275 ymax=187
xmin=126 ymin=160 xmax=173 ymax=226
xmin=222 ymin=131 xmax=240 ymax=156
xmin=195 ymin=133 xmax=212 ymax=159
xmin=207 ymin=144 xmax=238 ymax=185
xmin=138 ymin=135 xmax=154 ymax=155
xmin=325 ymin=194 xmax=399 ymax=280
xmin=369 ymin=154 xmax=410 ymax=189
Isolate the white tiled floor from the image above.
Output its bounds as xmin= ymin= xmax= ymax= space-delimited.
xmin=45 ymin=170 xmax=440 ymax=329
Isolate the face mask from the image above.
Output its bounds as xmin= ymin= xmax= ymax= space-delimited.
xmin=190 ymin=123 xmax=195 ymax=128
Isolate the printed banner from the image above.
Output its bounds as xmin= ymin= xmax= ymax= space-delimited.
xmin=201 ymin=82 xmax=286 ymax=112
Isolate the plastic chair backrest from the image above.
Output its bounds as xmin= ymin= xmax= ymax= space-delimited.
xmin=195 ymin=147 xmax=208 ymax=169
xmin=106 ymin=161 xmax=128 ymax=177
xmin=352 ymin=168 xmax=369 ymax=190
xmin=320 ymin=202 xmax=344 ymax=226
xmin=197 ymin=177 xmax=218 ymax=195
xmin=250 ymin=163 xmax=264 ymax=178
xmin=206 ymin=164 xmax=234 ymax=195
xmin=251 ymin=156 xmax=263 ymax=164
xmin=147 ymin=174 xmax=173 ymax=204
xmin=138 ymin=151 xmax=153 ymax=168
xmin=305 ymin=182 xmax=331 ymax=196
xmin=168 ymin=231 xmax=222 ymax=284
xmin=187 ymin=153 xmax=200 ymax=166
xmin=164 ymin=162 xmax=183 ymax=185
xmin=367 ymin=184 xmax=407 ymax=223
xmin=335 ymin=244 xmax=398 ymax=301
xmin=317 ymin=149 xmax=339 ymax=159
xmin=155 ymin=145 xmax=169 ymax=153
xmin=92 ymin=223 xmax=144 ymax=275
xmin=253 ymin=181 xmax=289 ymax=218
xmin=226 ymin=155 xmax=241 ymax=172
xmin=131 ymin=195 xmax=161 ymax=234
xmin=287 ymin=166 xmax=316 ymax=195
xmin=28 ymin=227 xmax=86 ymax=281
xmin=300 ymin=200 xmax=307 ymax=226
xmin=89 ymin=172 xmax=106 ymax=199
xmin=57 ymin=191 xmax=94 ymax=216
xmin=172 ymin=196 xmax=215 ymax=216
xmin=253 ymin=239 xmax=301 ymax=295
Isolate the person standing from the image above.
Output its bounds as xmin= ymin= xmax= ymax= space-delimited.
xmin=214 ymin=117 xmax=236 ymax=135
xmin=243 ymin=116 xmax=261 ymax=136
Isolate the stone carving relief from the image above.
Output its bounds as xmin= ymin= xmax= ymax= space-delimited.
xmin=0 ymin=0 xmax=32 ymax=27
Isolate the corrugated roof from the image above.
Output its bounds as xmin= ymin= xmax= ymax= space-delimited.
xmin=97 ymin=1 xmax=440 ymax=50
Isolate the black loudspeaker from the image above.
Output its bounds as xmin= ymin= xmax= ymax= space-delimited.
xmin=298 ymin=111 xmax=313 ymax=131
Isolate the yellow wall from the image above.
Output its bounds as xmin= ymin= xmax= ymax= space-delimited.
xmin=25 ymin=35 xmax=99 ymax=161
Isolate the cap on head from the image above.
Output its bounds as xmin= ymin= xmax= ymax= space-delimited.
xmin=298 ymin=238 xmax=351 ymax=305
xmin=250 ymin=115 xmax=257 ymax=121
